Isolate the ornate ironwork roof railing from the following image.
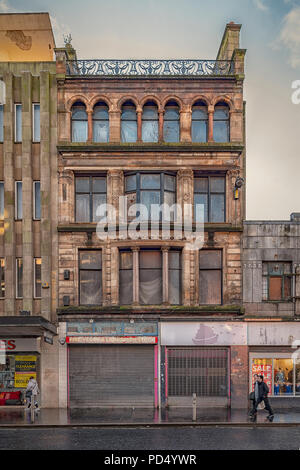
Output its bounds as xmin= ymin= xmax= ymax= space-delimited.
xmin=66 ymin=59 xmax=235 ymax=77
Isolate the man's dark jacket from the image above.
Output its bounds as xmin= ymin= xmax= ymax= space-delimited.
xmin=256 ymin=381 xmax=269 ymax=401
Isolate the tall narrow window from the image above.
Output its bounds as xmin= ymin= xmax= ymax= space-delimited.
xmin=168 ymin=250 xmax=181 ymax=305
xmin=75 ymin=176 xmax=107 ymax=222
xmin=34 ymin=258 xmax=41 ymax=298
xmin=199 ymin=250 xmax=222 ymax=305
xmin=119 ymin=250 xmax=133 ymax=305
xmin=213 ymin=102 xmax=230 ymax=142
xmin=192 ymin=101 xmax=208 ymax=142
xmin=139 ymin=250 xmax=162 ymax=305
xmin=93 ymin=102 xmax=109 ymax=142
xmin=71 ymin=102 xmax=88 ymax=142
xmin=163 ymin=101 xmax=180 ymax=142
xmin=16 ymin=258 xmax=23 ymax=298
xmin=15 ymin=181 xmax=22 ymax=220
xmin=79 ymin=251 xmax=102 ymax=305
xmin=194 ymin=175 xmax=225 ymax=223
xmin=15 ymin=104 xmax=22 ymax=142
xmin=0 ymin=182 xmax=4 ymax=220
xmin=0 ymin=105 xmax=3 ymax=142
xmin=32 ymin=104 xmax=40 ymax=142
xmin=142 ymin=101 xmax=158 ymax=142
xmin=33 ymin=181 xmax=41 ymax=220
xmin=0 ymin=258 xmax=5 ymax=298
xmin=121 ymin=101 xmax=137 ymax=142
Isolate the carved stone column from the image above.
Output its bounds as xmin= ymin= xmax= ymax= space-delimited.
xmin=208 ymin=105 xmax=214 ymax=142
xmin=158 ymin=110 xmax=164 ymax=142
xmin=137 ymin=108 xmax=142 ymax=142
xmin=109 ymin=110 xmax=121 ymax=142
xmin=107 ymin=169 xmax=124 ymax=225
xmin=177 ymin=169 xmax=194 ymax=222
xmin=58 ymin=168 xmax=74 ymax=224
xmin=180 ymin=106 xmax=192 ymax=143
xmin=87 ymin=111 xmax=93 ymax=142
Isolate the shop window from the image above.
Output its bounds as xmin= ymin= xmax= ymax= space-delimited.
xmin=33 ymin=181 xmax=41 ymax=220
xmin=194 ymin=175 xmax=225 ymax=223
xmin=15 ymin=104 xmax=22 ymax=142
xmin=75 ymin=175 xmax=106 ymax=223
xmin=15 ymin=181 xmax=22 ymax=220
xmin=71 ymin=102 xmax=88 ymax=142
xmin=213 ymin=102 xmax=229 ymax=143
xmin=16 ymin=258 xmax=23 ymax=298
xmin=262 ymin=262 xmax=292 ymax=301
xmin=121 ymin=101 xmax=137 ymax=143
xmin=0 ymin=258 xmax=4 ymax=298
xmin=163 ymin=100 xmax=180 ymax=143
xmin=142 ymin=101 xmax=158 ymax=142
xmin=79 ymin=250 xmax=102 ymax=305
xmin=251 ymin=357 xmax=297 ymax=396
xmin=34 ymin=258 xmax=41 ymax=299
xmin=0 ymin=104 xmax=3 ymax=142
xmin=192 ymin=101 xmax=208 ymax=143
xmin=32 ymin=103 xmax=40 ymax=142
xmin=0 ymin=352 xmax=38 ymax=398
xmin=199 ymin=250 xmax=222 ymax=305
xmin=92 ymin=102 xmax=109 ymax=142
xmin=0 ymin=182 xmax=4 ymax=220
xmin=125 ymin=172 xmax=176 ymax=221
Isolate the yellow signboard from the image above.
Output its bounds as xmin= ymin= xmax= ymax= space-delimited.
xmin=14 ymin=372 xmax=37 ymax=388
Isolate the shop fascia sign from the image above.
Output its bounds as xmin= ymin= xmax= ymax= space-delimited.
xmin=66 ymin=336 xmax=158 ymax=345
xmin=0 ymin=338 xmax=39 ymax=352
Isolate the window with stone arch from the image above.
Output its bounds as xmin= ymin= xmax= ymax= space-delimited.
xmin=163 ymin=100 xmax=180 ymax=143
xmin=192 ymin=100 xmax=208 ymax=143
xmin=213 ymin=101 xmax=230 ymax=143
xmin=71 ymin=101 xmax=88 ymax=142
xmin=142 ymin=100 xmax=159 ymax=142
xmin=92 ymin=101 xmax=109 ymax=142
xmin=121 ymin=100 xmax=137 ymax=143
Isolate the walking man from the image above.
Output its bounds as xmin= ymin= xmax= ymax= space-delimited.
xmin=250 ymin=374 xmax=274 ymax=421
xmin=25 ymin=376 xmax=40 ymax=410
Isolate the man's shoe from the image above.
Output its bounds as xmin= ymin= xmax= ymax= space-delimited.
xmin=267 ymin=414 xmax=274 ymax=422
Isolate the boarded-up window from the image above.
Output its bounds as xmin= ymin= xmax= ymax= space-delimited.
xmin=263 ymin=262 xmax=292 ymax=301
xmin=79 ymin=251 xmax=102 ymax=305
xmin=199 ymin=250 xmax=222 ymax=305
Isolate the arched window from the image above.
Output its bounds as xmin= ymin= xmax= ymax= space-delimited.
xmin=163 ymin=100 xmax=180 ymax=143
xmin=93 ymin=101 xmax=109 ymax=142
xmin=213 ymin=102 xmax=230 ymax=142
xmin=71 ymin=101 xmax=88 ymax=142
xmin=142 ymin=101 xmax=158 ymax=142
xmin=192 ymin=101 xmax=208 ymax=142
xmin=121 ymin=100 xmax=137 ymax=143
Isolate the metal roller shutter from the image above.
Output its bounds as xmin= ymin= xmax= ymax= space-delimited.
xmin=69 ymin=345 xmax=155 ymax=407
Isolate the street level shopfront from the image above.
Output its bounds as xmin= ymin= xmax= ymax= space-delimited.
xmin=62 ymin=321 xmax=159 ymax=408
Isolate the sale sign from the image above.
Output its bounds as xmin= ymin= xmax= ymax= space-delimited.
xmin=252 ymin=362 xmax=273 ymax=392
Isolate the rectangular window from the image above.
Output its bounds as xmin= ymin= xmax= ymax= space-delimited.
xmin=0 ymin=104 xmax=3 ymax=142
xmin=0 ymin=258 xmax=5 ymax=298
xmin=168 ymin=250 xmax=181 ymax=305
xmin=16 ymin=258 xmax=23 ymax=298
xmin=0 ymin=182 xmax=4 ymax=220
xmin=33 ymin=181 xmax=41 ymax=220
xmin=194 ymin=175 xmax=225 ymax=223
xmin=262 ymin=262 xmax=292 ymax=301
xmin=251 ymin=355 xmax=298 ymax=397
xmin=75 ymin=176 xmax=106 ymax=223
xmin=34 ymin=258 xmax=42 ymax=298
xmin=119 ymin=251 xmax=133 ymax=305
xmin=199 ymin=250 xmax=222 ymax=305
xmin=15 ymin=104 xmax=22 ymax=142
xmin=139 ymin=250 xmax=162 ymax=305
xmin=79 ymin=251 xmax=102 ymax=305
xmin=15 ymin=181 xmax=22 ymax=220
xmin=32 ymin=104 xmax=40 ymax=142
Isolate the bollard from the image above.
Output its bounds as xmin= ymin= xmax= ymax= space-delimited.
xmin=30 ymin=393 xmax=35 ymax=424
xmin=192 ymin=393 xmax=197 ymax=421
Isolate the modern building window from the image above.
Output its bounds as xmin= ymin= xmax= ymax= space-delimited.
xmin=92 ymin=102 xmax=109 ymax=142
xmin=125 ymin=172 xmax=176 ymax=221
xmin=194 ymin=175 xmax=225 ymax=223
xmin=163 ymin=100 xmax=180 ymax=143
xmin=192 ymin=101 xmax=208 ymax=142
xmin=0 ymin=105 xmax=3 ymax=142
xmin=79 ymin=250 xmax=102 ymax=305
xmin=71 ymin=102 xmax=88 ymax=142
xmin=0 ymin=182 xmax=4 ymax=220
xmin=16 ymin=258 xmax=23 ymax=298
xmin=262 ymin=262 xmax=292 ymax=301
xmin=15 ymin=104 xmax=22 ymax=142
xmin=213 ymin=102 xmax=230 ymax=142
xmin=15 ymin=181 xmax=22 ymax=220
xmin=33 ymin=181 xmax=41 ymax=220
xmin=142 ymin=101 xmax=158 ymax=142
xmin=34 ymin=258 xmax=42 ymax=298
xmin=0 ymin=258 xmax=4 ymax=298
xmin=199 ymin=249 xmax=222 ymax=305
xmin=119 ymin=248 xmax=181 ymax=305
xmin=32 ymin=103 xmax=40 ymax=142
xmin=121 ymin=101 xmax=137 ymax=143
xmin=75 ymin=176 xmax=106 ymax=223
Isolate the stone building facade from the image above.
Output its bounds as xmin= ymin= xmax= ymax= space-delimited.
xmin=0 ymin=13 xmax=58 ymax=407
xmin=56 ymin=23 xmax=248 ymax=409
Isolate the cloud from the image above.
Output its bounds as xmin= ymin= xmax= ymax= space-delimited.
xmin=50 ymin=15 xmax=71 ymax=47
xmin=275 ymin=6 xmax=300 ymax=68
xmin=0 ymin=0 xmax=17 ymax=13
xmin=253 ymin=0 xmax=269 ymax=10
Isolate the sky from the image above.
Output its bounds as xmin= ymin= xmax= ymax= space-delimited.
xmin=0 ymin=0 xmax=300 ymax=220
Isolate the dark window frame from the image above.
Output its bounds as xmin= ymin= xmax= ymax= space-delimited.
xmin=75 ymin=174 xmax=107 ymax=223
xmin=194 ymin=173 xmax=226 ymax=223
xmin=263 ymin=261 xmax=293 ymax=302
xmin=71 ymin=102 xmax=88 ymax=143
xmin=199 ymin=249 xmax=223 ymax=305
xmin=78 ymin=249 xmax=103 ymax=306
